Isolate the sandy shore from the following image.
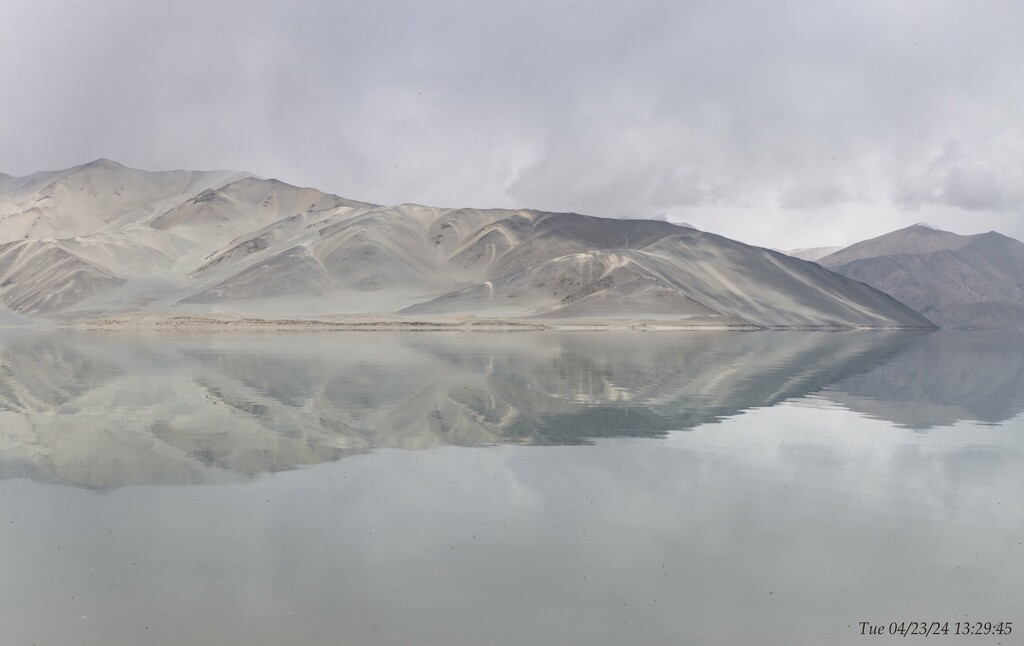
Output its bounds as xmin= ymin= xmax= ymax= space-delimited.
xmin=68 ymin=313 xmax=765 ymax=332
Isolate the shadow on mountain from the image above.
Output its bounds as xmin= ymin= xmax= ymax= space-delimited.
xmin=821 ymin=332 xmax=1024 ymax=429
xmin=0 ymin=329 xmax=935 ymax=488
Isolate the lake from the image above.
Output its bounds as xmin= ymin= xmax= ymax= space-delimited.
xmin=1 ymin=330 xmax=1021 ymax=645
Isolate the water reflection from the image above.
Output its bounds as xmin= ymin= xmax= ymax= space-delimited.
xmin=2 ymin=329 xmax=1021 ymax=488
xmin=822 ymin=332 xmax=1024 ymax=428
xmin=2 ymin=330 xmax=1023 ymax=645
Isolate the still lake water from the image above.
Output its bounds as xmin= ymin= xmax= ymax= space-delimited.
xmin=0 ymin=330 xmax=1021 ymax=645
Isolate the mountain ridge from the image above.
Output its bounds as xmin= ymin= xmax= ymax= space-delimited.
xmin=820 ymin=224 xmax=1024 ymax=328
xmin=0 ymin=160 xmax=934 ymax=329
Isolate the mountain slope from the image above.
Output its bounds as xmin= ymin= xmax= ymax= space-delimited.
xmin=192 ymin=206 xmax=931 ymax=327
xmin=0 ymin=240 xmax=125 ymax=314
xmin=0 ymin=160 xmax=935 ymax=328
xmin=406 ymin=228 xmax=934 ymax=327
xmin=152 ymin=177 xmax=370 ymax=245
xmin=0 ymin=159 xmax=249 ymax=244
xmin=820 ymin=224 xmax=1024 ymax=328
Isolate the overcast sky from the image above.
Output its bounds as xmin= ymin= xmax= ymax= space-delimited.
xmin=1 ymin=0 xmax=1021 ymax=249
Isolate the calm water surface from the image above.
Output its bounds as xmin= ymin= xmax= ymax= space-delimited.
xmin=0 ymin=331 xmax=1021 ymax=645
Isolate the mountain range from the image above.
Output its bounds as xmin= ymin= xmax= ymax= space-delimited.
xmin=0 ymin=160 xmax=934 ymax=329
xmin=818 ymin=224 xmax=1024 ymax=329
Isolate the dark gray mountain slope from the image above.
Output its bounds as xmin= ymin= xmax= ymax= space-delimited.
xmin=820 ymin=224 xmax=1024 ymax=329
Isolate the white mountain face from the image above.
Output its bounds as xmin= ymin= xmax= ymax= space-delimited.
xmin=820 ymin=224 xmax=1024 ymax=329
xmin=0 ymin=160 xmax=934 ymax=328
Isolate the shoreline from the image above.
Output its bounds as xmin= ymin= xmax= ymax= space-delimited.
xmin=8 ymin=313 xmax=937 ymax=332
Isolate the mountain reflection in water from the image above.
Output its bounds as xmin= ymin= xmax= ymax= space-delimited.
xmin=1 ymin=330 xmax=1019 ymax=488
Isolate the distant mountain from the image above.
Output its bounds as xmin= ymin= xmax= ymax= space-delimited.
xmin=0 ymin=160 xmax=934 ymax=329
xmin=786 ymin=246 xmax=844 ymax=262
xmin=819 ymin=224 xmax=1024 ymax=329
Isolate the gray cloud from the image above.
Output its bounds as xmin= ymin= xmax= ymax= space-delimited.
xmin=896 ymin=138 xmax=1024 ymax=212
xmin=1 ymin=0 xmax=1022 ymax=249
xmin=778 ymin=183 xmax=855 ymax=211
